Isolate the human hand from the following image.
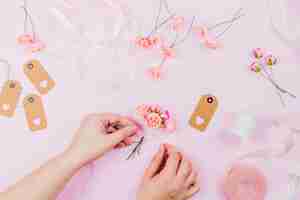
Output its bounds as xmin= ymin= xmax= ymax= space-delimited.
xmin=65 ymin=113 xmax=140 ymax=166
xmin=137 ymin=144 xmax=200 ymax=200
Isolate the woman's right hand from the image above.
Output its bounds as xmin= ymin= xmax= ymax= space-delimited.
xmin=137 ymin=144 xmax=200 ymax=200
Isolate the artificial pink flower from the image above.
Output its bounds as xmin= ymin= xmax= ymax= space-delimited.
xmin=160 ymin=110 xmax=170 ymax=121
xmin=150 ymin=105 xmax=163 ymax=113
xmin=17 ymin=34 xmax=34 ymax=45
xmin=165 ymin=118 xmax=176 ymax=132
xmin=18 ymin=34 xmax=46 ymax=53
xmin=145 ymin=112 xmax=163 ymax=129
xmin=161 ymin=46 xmax=175 ymax=59
xmin=193 ymin=26 xmax=209 ymax=42
xmin=147 ymin=66 xmax=163 ymax=80
xmin=264 ymin=54 xmax=278 ymax=66
xmin=136 ymin=104 xmax=176 ymax=132
xmin=136 ymin=36 xmax=160 ymax=49
xmin=249 ymin=61 xmax=261 ymax=73
xmin=136 ymin=105 xmax=150 ymax=117
xmin=193 ymin=26 xmax=222 ymax=49
xmin=27 ymin=40 xmax=46 ymax=53
xmin=171 ymin=16 xmax=185 ymax=32
xmin=222 ymin=164 xmax=267 ymax=200
xmin=203 ymin=36 xmax=222 ymax=49
xmin=252 ymin=48 xmax=264 ymax=59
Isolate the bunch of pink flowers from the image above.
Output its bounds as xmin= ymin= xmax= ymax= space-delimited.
xmin=136 ymin=104 xmax=176 ymax=132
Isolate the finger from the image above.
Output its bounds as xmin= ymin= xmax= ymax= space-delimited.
xmin=85 ymin=113 xmax=121 ymax=130
xmin=124 ymin=137 xmax=134 ymax=146
xmin=119 ymin=116 xmax=137 ymax=126
xmin=115 ymin=142 xmax=126 ymax=149
xmin=106 ymin=126 xmax=117 ymax=134
xmin=185 ymin=181 xmax=200 ymax=198
xmin=144 ymin=145 xmax=166 ymax=180
xmin=90 ymin=113 xmax=122 ymax=124
xmin=97 ymin=113 xmax=135 ymax=127
xmin=109 ymin=126 xmax=138 ymax=145
xmin=185 ymin=170 xmax=198 ymax=188
xmin=177 ymin=157 xmax=192 ymax=182
xmin=162 ymin=151 xmax=181 ymax=177
xmin=164 ymin=144 xmax=177 ymax=154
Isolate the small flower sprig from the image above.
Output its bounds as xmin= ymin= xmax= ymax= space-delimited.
xmin=148 ymin=16 xmax=196 ymax=80
xmin=193 ymin=8 xmax=244 ymax=50
xmin=249 ymin=48 xmax=296 ymax=106
xmin=135 ymin=0 xmax=175 ymax=50
xmin=17 ymin=0 xmax=45 ymax=53
xmin=135 ymin=0 xmax=245 ymax=80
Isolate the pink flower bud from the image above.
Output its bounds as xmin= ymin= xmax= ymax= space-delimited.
xmin=252 ymin=48 xmax=265 ymax=59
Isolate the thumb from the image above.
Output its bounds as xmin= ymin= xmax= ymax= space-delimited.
xmin=108 ymin=126 xmax=138 ymax=144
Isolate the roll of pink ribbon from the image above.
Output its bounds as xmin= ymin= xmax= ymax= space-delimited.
xmin=222 ymin=164 xmax=267 ymax=200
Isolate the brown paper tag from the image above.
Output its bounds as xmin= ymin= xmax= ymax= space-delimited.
xmin=189 ymin=95 xmax=218 ymax=132
xmin=23 ymin=60 xmax=55 ymax=95
xmin=23 ymin=94 xmax=47 ymax=132
xmin=0 ymin=80 xmax=22 ymax=117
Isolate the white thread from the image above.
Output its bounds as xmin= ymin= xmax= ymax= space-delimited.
xmin=287 ymin=174 xmax=300 ymax=200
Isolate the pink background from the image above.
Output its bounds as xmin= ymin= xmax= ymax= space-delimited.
xmin=0 ymin=0 xmax=300 ymax=199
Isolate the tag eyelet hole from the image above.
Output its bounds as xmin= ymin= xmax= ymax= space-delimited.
xmin=207 ymin=97 xmax=214 ymax=104
xmin=27 ymin=63 xmax=34 ymax=69
xmin=28 ymin=97 xmax=34 ymax=103
xmin=9 ymin=83 xmax=16 ymax=88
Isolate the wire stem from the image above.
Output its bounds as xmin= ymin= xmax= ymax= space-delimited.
xmin=171 ymin=16 xmax=196 ymax=47
xmin=147 ymin=13 xmax=176 ymax=37
xmin=21 ymin=1 xmax=36 ymax=40
xmin=126 ymin=136 xmax=145 ymax=160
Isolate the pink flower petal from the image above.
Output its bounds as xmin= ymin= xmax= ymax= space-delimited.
xmin=136 ymin=105 xmax=150 ymax=117
xmin=161 ymin=46 xmax=175 ymax=59
xmin=172 ymin=16 xmax=185 ymax=32
xmin=204 ymin=37 xmax=222 ymax=49
xmin=27 ymin=40 xmax=46 ymax=52
xmin=147 ymin=67 xmax=163 ymax=80
xmin=145 ymin=112 xmax=163 ymax=129
xmin=193 ymin=26 xmax=209 ymax=41
xmin=136 ymin=36 xmax=160 ymax=49
xmin=252 ymin=48 xmax=265 ymax=59
xmin=161 ymin=110 xmax=170 ymax=120
xmin=249 ymin=61 xmax=262 ymax=73
xmin=17 ymin=34 xmax=34 ymax=45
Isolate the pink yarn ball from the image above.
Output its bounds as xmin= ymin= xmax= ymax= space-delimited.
xmin=222 ymin=164 xmax=267 ymax=200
